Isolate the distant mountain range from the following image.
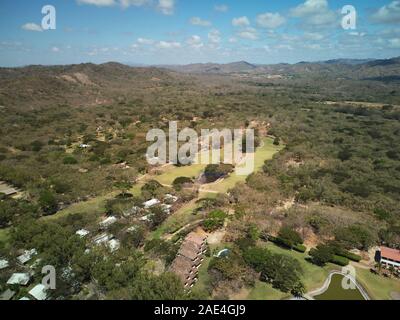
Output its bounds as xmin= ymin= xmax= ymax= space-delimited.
xmin=157 ymin=57 xmax=400 ymax=79
xmin=1 ymin=56 xmax=399 ymax=111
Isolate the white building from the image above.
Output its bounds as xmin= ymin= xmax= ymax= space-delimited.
xmin=7 ymin=273 xmax=31 ymax=286
xmin=161 ymin=204 xmax=172 ymax=215
xmin=17 ymin=249 xmax=37 ymax=264
xmin=99 ymin=216 xmax=117 ymax=228
xmin=164 ymin=194 xmax=178 ymax=203
xmin=108 ymin=239 xmax=120 ymax=253
xmin=143 ymin=198 xmax=160 ymax=209
xmin=0 ymin=258 xmax=9 ymax=270
xmin=76 ymin=229 xmax=90 ymax=238
xmin=29 ymin=284 xmax=48 ymax=300
xmin=139 ymin=214 xmax=153 ymax=222
xmin=93 ymin=233 xmax=112 ymax=245
xmin=379 ymin=246 xmax=400 ymax=270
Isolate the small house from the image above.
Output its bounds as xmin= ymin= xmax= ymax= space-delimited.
xmin=29 ymin=284 xmax=48 ymax=300
xmin=7 ymin=273 xmax=31 ymax=286
xmin=0 ymin=258 xmax=9 ymax=270
xmin=76 ymin=229 xmax=90 ymax=238
xmin=99 ymin=216 xmax=117 ymax=229
xmin=17 ymin=249 xmax=38 ymax=265
xmin=143 ymin=198 xmax=160 ymax=209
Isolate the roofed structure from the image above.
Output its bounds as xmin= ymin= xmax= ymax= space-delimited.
xmin=169 ymin=230 xmax=207 ymax=288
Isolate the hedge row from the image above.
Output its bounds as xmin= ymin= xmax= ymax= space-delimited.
xmin=268 ymin=236 xmax=307 ymax=253
xmin=336 ymin=250 xmax=362 ymax=262
xmin=331 ymin=255 xmax=350 ymax=266
xmin=293 ymin=244 xmax=307 ymax=253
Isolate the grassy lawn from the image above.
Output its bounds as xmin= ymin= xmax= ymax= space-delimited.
xmin=154 ymin=164 xmax=206 ymax=186
xmin=204 ymin=137 xmax=283 ymax=193
xmin=0 ymin=228 xmax=10 ymax=245
xmin=246 ymin=281 xmax=290 ymax=300
xmin=262 ymin=242 xmax=339 ymax=292
xmin=42 ymin=194 xmax=111 ymax=221
xmin=149 ymin=199 xmax=201 ymax=240
xmin=356 ymin=267 xmax=400 ymax=300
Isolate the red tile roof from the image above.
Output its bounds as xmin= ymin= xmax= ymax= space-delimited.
xmin=381 ymin=246 xmax=400 ymax=262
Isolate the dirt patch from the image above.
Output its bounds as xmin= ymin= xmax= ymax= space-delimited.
xmin=208 ymin=230 xmax=226 ymax=245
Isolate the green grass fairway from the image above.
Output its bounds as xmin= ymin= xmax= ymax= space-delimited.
xmin=262 ymin=242 xmax=338 ymax=292
xmin=154 ymin=164 xmax=206 ymax=186
xmin=356 ymin=267 xmax=400 ymax=300
xmin=246 ymin=281 xmax=290 ymax=300
xmin=149 ymin=199 xmax=201 ymax=240
xmin=42 ymin=194 xmax=111 ymax=221
xmin=0 ymin=227 xmax=10 ymax=242
xmin=203 ymin=137 xmax=283 ymax=193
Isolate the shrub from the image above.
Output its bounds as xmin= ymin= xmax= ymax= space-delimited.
xmin=278 ymin=226 xmax=303 ymax=247
xmin=331 ymin=255 xmax=349 ymax=266
xmin=63 ymin=156 xmax=78 ymax=165
xmin=172 ymin=177 xmax=193 ymax=190
xmin=204 ymin=164 xmax=234 ymax=183
xmin=293 ymin=244 xmax=307 ymax=253
xmin=203 ymin=210 xmax=227 ymax=232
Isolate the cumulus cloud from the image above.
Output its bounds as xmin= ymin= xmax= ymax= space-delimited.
xmin=77 ymin=0 xmax=116 ymax=6
xmin=51 ymin=47 xmax=61 ymax=52
xmin=371 ymin=1 xmax=400 ymax=24
xmin=186 ymin=35 xmax=203 ymax=48
xmin=120 ymin=0 xmax=150 ymax=8
xmin=208 ymin=29 xmax=221 ymax=44
xmin=157 ymin=0 xmax=175 ymax=15
xmin=290 ymin=0 xmax=337 ymax=27
xmin=156 ymin=40 xmax=181 ymax=49
xmin=303 ymin=32 xmax=324 ymax=40
xmin=232 ymin=16 xmax=250 ymax=27
xmin=77 ymin=0 xmax=172 ymax=14
xmin=137 ymin=37 xmax=154 ymax=45
xmin=214 ymin=4 xmax=228 ymax=13
xmin=21 ymin=23 xmax=43 ymax=32
xmin=190 ymin=17 xmax=212 ymax=27
xmin=256 ymin=12 xmax=286 ymax=29
xmin=237 ymin=27 xmax=258 ymax=40
xmin=388 ymin=38 xmax=400 ymax=48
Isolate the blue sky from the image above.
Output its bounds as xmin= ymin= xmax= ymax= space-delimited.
xmin=0 ymin=0 xmax=399 ymax=66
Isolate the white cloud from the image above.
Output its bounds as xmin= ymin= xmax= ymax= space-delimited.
xmin=214 ymin=4 xmax=228 ymax=13
xmin=157 ymin=0 xmax=175 ymax=15
xmin=228 ymin=37 xmax=237 ymax=43
xmin=232 ymin=16 xmax=250 ymax=27
xmin=190 ymin=17 xmax=212 ymax=27
xmin=186 ymin=35 xmax=203 ymax=48
xmin=303 ymin=32 xmax=324 ymax=40
xmin=275 ymin=44 xmax=293 ymax=50
xmin=156 ymin=41 xmax=181 ymax=49
xmin=77 ymin=0 xmax=116 ymax=6
xmin=237 ymin=27 xmax=258 ymax=40
xmin=21 ymin=23 xmax=43 ymax=32
xmin=371 ymin=1 xmax=400 ymax=24
xmin=208 ymin=29 xmax=221 ymax=44
xmin=290 ymin=0 xmax=337 ymax=27
xmin=388 ymin=38 xmax=400 ymax=48
xmin=137 ymin=37 xmax=154 ymax=45
xmin=120 ymin=0 xmax=150 ymax=8
xmin=256 ymin=12 xmax=286 ymax=29
xmin=51 ymin=46 xmax=60 ymax=52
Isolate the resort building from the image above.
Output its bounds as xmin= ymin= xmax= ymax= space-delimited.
xmin=99 ymin=216 xmax=117 ymax=229
xmin=17 ymin=249 xmax=37 ymax=265
xmin=379 ymin=246 xmax=400 ymax=270
xmin=7 ymin=273 xmax=31 ymax=286
xmin=170 ymin=230 xmax=207 ymax=289
xmin=29 ymin=284 xmax=48 ymax=300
